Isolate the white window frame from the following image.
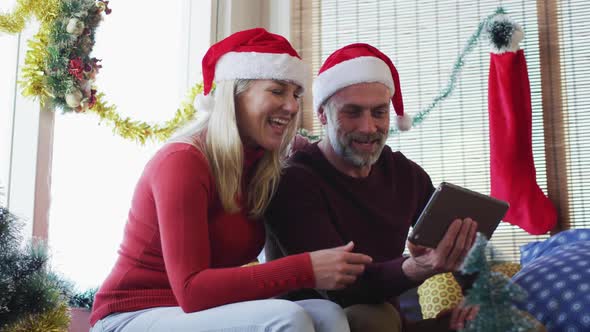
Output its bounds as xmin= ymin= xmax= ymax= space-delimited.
xmin=4 ymin=22 xmax=53 ymax=239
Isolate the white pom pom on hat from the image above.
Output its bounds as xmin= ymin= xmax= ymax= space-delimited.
xmin=194 ymin=93 xmax=215 ymax=112
xmin=488 ymin=14 xmax=524 ymax=54
xmin=395 ymin=112 xmax=413 ymax=131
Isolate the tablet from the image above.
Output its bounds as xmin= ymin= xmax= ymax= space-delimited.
xmin=408 ymin=182 xmax=509 ymax=248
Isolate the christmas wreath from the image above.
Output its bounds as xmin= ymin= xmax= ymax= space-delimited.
xmin=1 ymin=0 xmax=200 ymax=143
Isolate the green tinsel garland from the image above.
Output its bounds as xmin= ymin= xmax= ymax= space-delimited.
xmin=389 ymin=7 xmax=507 ymax=135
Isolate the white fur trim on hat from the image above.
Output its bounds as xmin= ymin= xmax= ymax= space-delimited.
xmin=395 ymin=112 xmax=412 ymax=131
xmin=215 ymin=52 xmax=307 ymax=90
xmin=313 ymin=56 xmax=395 ymax=112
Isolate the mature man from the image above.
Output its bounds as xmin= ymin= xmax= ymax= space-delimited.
xmin=265 ymin=43 xmax=477 ymax=331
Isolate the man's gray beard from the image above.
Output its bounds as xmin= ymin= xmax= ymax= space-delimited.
xmin=326 ymin=118 xmax=385 ymax=168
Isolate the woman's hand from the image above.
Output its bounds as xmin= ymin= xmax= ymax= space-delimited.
xmin=309 ymin=241 xmax=373 ymax=290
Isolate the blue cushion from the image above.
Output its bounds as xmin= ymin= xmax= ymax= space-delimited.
xmin=519 ymin=229 xmax=590 ymax=266
xmin=513 ymin=229 xmax=590 ymax=332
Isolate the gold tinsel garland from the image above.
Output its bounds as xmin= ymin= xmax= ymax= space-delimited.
xmin=0 ymin=0 xmax=60 ymax=34
xmin=89 ymin=83 xmax=202 ymax=144
xmin=2 ymin=0 xmax=202 ymax=144
xmin=4 ymin=302 xmax=70 ymax=332
xmin=20 ymin=30 xmax=52 ymax=100
xmin=1 ymin=0 xmax=56 ymax=100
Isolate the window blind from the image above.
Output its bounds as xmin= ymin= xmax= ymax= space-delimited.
xmin=295 ymin=0 xmax=555 ymax=262
xmin=558 ymin=1 xmax=590 ymax=229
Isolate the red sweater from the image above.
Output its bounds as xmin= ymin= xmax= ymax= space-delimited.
xmin=90 ymin=143 xmax=315 ymax=326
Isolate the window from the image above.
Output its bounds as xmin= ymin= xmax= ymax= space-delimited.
xmin=292 ymin=0 xmax=590 ymax=262
xmin=0 ymin=7 xmax=17 ymax=205
xmin=1 ymin=0 xmax=45 ymax=228
xmin=558 ymin=1 xmax=590 ymax=229
xmin=47 ymin=0 xmax=211 ymax=290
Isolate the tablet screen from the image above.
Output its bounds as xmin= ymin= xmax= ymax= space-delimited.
xmin=408 ymin=182 xmax=509 ymax=248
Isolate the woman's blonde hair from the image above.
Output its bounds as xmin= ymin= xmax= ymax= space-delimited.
xmin=170 ymin=79 xmax=300 ymax=218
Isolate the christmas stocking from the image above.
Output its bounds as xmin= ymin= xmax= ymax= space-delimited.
xmin=487 ymin=15 xmax=557 ymax=235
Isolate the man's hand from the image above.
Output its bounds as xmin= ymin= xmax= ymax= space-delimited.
xmin=309 ymin=241 xmax=373 ymax=290
xmin=402 ymin=218 xmax=477 ymax=281
xmin=437 ymin=299 xmax=480 ymax=330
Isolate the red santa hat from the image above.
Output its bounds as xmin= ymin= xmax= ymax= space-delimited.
xmin=195 ymin=28 xmax=307 ymax=111
xmin=313 ymin=43 xmax=411 ymax=130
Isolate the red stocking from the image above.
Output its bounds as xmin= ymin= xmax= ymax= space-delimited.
xmin=488 ymin=49 xmax=557 ymax=235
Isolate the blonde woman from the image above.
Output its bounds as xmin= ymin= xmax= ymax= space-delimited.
xmin=89 ymin=28 xmax=372 ymax=332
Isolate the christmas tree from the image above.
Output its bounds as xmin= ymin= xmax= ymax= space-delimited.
xmin=0 ymin=207 xmax=70 ymax=332
xmin=460 ymin=233 xmax=536 ymax=332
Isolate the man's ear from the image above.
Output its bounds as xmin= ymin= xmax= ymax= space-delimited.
xmin=318 ymin=107 xmax=328 ymax=125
